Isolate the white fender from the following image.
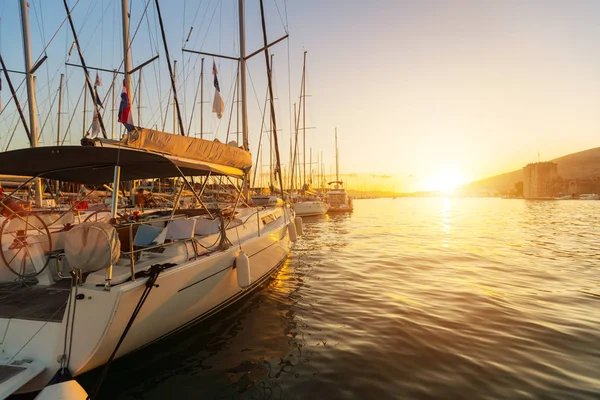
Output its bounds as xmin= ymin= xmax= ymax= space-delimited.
xmin=287 ymin=221 xmax=298 ymax=242
xmin=236 ymin=251 xmax=251 ymax=288
xmin=35 ymin=380 xmax=88 ymax=400
xmin=295 ymin=216 xmax=304 ymax=237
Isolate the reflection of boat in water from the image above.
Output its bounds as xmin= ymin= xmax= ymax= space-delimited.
xmin=554 ymin=194 xmax=576 ymax=200
xmin=326 ymin=129 xmax=353 ymax=213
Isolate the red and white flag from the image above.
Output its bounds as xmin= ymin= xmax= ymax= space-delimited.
xmin=117 ymin=80 xmax=133 ymax=125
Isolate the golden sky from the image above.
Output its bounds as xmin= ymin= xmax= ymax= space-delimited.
xmin=283 ymin=0 xmax=600 ymax=192
xmin=2 ymin=0 xmax=600 ymax=193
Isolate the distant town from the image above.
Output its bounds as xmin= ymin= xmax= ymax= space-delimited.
xmin=353 ymin=146 xmax=600 ymax=199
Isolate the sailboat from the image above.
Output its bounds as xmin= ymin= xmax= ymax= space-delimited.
xmin=326 ymin=128 xmax=353 ymax=213
xmin=292 ymin=52 xmax=329 ymax=217
xmin=0 ymin=0 xmax=296 ymax=397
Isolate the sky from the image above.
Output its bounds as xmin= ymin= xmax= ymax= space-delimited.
xmin=2 ymin=0 xmax=600 ymax=192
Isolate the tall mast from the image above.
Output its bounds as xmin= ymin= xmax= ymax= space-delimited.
xmin=200 ymin=57 xmax=204 ymax=139
xmin=137 ymin=70 xmax=142 ymax=125
xmin=112 ymin=70 xmax=116 ymax=139
xmin=121 ymin=0 xmax=133 ymax=103
xmin=320 ymin=151 xmax=323 ymax=190
xmin=154 ymin=0 xmax=185 ymax=135
xmin=173 ymin=60 xmax=177 ymax=134
xmin=20 ymin=0 xmax=42 ymax=207
xmin=289 ymin=126 xmax=292 ymax=190
xmin=302 ymin=50 xmax=307 ymax=189
xmin=335 ymin=127 xmax=339 ymax=183
xmin=292 ymin=102 xmax=297 ymax=191
xmin=82 ymin=83 xmax=87 ymax=137
xmin=309 ymin=148 xmax=312 ymax=186
xmin=57 ymin=74 xmax=64 ymax=146
xmin=239 ymin=0 xmax=250 ymax=200
xmin=239 ymin=0 xmax=249 ymax=150
xmin=269 ymin=54 xmax=274 ymax=188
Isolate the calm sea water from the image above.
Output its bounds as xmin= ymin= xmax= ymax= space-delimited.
xmin=81 ymin=198 xmax=600 ymax=399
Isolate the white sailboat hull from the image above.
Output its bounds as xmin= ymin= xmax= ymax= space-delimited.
xmin=0 ymin=207 xmax=293 ymax=394
xmin=293 ymin=201 xmax=329 ymax=217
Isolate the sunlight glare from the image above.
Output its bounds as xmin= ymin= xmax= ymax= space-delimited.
xmin=428 ymin=171 xmax=464 ymax=194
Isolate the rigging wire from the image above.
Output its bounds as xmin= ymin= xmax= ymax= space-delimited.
xmin=62 ymin=83 xmax=86 ymax=145
xmin=3 ymin=91 xmax=29 ymax=151
xmin=37 ymin=84 xmax=61 ymax=144
xmin=272 ymin=0 xmax=288 ymax=35
xmin=186 ymin=64 xmax=203 ymax=136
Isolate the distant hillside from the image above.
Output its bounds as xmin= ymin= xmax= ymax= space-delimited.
xmin=461 ymin=147 xmax=600 ymax=194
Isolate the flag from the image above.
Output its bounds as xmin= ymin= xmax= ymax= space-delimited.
xmin=93 ymin=88 xmax=103 ymax=108
xmin=212 ymin=61 xmax=224 ymax=119
xmin=118 ymin=80 xmax=133 ymax=125
xmin=92 ymin=72 xmax=103 ymax=108
xmin=90 ymin=108 xmax=101 ymax=137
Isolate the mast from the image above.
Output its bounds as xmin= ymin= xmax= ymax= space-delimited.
xmin=20 ymin=0 xmax=42 ymax=207
xmin=289 ymin=127 xmax=292 ymax=190
xmin=239 ymin=0 xmax=250 ymax=200
xmin=57 ymin=74 xmax=64 ymax=146
xmin=83 ymin=82 xmax=87 ymax=137
xmin=291 ymin=102 xmax=297 ymax=191
xmin=302 ymin=50 xmax=306 ymax=189
xmin=269 ymin=53 xmax=274 ymax=189
xmin=137 ymin=70 xmax=142 ymax=125
xmin=200 ymin=57 xmax=204 ymax=139
xmin=154 ymin=0 xmax=185 ymax=136
xmin=239 ymin=0 xmax=249 ymax=151
xmin=121 ymin=0 xmax=133 ymax=104
xmin=112 ymin=70 xmax=116 ymax=139
xmin=335 ymin=127 xmax=339 ymax=184
xmin=320 ymin=151 xmax=323 ymax=191
xmin=309 ymin=147 xmax=312 ymax=186
xmin=173 ymin=60 xmax=177 ymax=134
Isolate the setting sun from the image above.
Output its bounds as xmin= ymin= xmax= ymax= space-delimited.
xmin=427 ymin=171 xmax=465 ymax=193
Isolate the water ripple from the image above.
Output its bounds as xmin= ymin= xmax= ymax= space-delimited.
xmin=81 ymin=198 xmax=600 ymax=399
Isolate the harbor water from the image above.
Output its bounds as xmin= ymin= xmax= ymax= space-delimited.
xmin=80 ymin=198 xmax=600 ymax=399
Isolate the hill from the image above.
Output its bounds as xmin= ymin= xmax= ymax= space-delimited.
xmin=460 ymin=147 xmax=600 ymax=194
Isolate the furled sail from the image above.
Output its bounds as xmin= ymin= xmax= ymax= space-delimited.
xmin=113 ymin=127 xmax=252 ymax=171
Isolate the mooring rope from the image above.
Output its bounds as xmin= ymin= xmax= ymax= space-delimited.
xmin=88 ymin=263 xmax=165 ymax=400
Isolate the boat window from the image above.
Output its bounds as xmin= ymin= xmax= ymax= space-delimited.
xmin=262 ymin=214 xmax=276 ymax=225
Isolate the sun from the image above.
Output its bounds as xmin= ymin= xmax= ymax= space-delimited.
xmin=428 ymin=171 xmax=464 ymax=194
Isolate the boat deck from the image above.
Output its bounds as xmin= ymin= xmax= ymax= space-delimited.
xmin=0 ymin=280 xmax=71 ymax=322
